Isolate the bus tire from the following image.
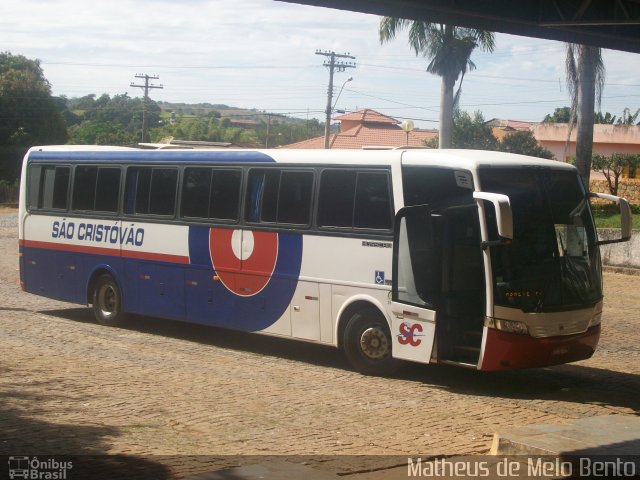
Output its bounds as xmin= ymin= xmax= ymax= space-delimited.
xmin=92 ymin=274 xmax=126 ymax=327
xmin=343 ymin=308 xmax=400 ymax=376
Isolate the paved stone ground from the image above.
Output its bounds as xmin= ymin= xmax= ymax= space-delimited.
xmin=1 ymin=213 xmax=639 ymax=478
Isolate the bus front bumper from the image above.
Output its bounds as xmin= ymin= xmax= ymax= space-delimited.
xmin=479 ymin=324 xmax=601 ymax=371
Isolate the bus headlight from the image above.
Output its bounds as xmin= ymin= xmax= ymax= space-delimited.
xmin=588 ymin=312 xmax=602 ymax=328
xmin=485 ymin=317 xmax=529 ymax=335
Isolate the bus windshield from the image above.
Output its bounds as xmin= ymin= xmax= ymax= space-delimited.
xmin=480 ymin=167 xmax=602 ymax=312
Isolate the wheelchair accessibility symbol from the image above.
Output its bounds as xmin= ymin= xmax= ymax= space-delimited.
xmin=375 ymin=271 xmax=385 ymax=285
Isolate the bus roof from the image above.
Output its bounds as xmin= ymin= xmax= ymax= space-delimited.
xmin=401 ymin=148 xmax=576 ymax=171
xmin=26 ymin=146 xmax=575 ymax=172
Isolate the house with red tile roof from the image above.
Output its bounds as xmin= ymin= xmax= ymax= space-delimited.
xmin=485 ymin=118 xmax=535 ymax=139
xmin=281 ymin=109 xmax=437 ymax=149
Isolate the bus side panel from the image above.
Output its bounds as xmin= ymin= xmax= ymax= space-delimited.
xmin=127 ymin=260 xmax=185 ymax=321
xmin=22 ymin=240 xmax=56 ymax=298
xmin=299 ymin=235 xmax=393 ymax=346
xmin=119 ymin=222 xmax=190 ymax=321
xmin=55 ymin=250 xmax=86 ymax=303
xmin=184 ymin=267 xmax=238 ymax=329
xmin=22 ymin=214 xmax=108 ymax=304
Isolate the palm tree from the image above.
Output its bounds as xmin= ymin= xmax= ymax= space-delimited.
xmin=565 ymin=44 xmax=605 ymax=186
xmin=379 ymin=19 xmax=495 ymax=148
xmin=618 ymin=107 xmax=640 ymax=125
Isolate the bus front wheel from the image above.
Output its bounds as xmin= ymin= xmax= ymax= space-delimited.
xmin=92 ymin=274 xmax=125 ymax=327
xmin=343 ymin=308 xmax=400 ymax=376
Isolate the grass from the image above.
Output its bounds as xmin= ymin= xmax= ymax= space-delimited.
xmin=592 ymin=203 xmax=640 ymax=230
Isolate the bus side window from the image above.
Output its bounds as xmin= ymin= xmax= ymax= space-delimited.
xmin=72 ymin=166 xmax=121 ymax=213
xmin=317 ymin=170 xmax=356 ymax=228
xmin=124 ymin=168 xmax=140 ymax=215
xmin=34 ymin=165 xmax=70 ymax=211
xmin=210 ymin=169 xmax=242 ymax=221
xmin=246 ymin=169 xmax=313 ymax=226
xmin=125 ymin=167 xmax=177 ymax=217
xmin=181 ymin=167 xmax=212 ymax=219
xmin=277 ymin=171 xmax=313 ymax=225
xmin=317 ymin=169 xmax=392 ymax=231
xmin=72 ymin=166 xmax=98 ymax=211
xmin=246 ymin=169 xmax=279 ymax=223
xmin=28 ymin=165 xmax=43 ymax=209
xmin=354 ymin=172 xmax=392 ymax=230
xmin=95 ymin=167 xmax=121 ymax=213
xmin=149 ymin=169 xmax=178 ymax=216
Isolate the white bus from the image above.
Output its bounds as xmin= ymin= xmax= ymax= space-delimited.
xmin=18 ymin=146 xmax=632 ymax=374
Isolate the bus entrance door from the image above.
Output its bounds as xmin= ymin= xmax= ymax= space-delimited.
xmin=390 ymin=206 xmax=438 ymax=364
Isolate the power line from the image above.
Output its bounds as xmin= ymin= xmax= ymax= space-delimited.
xmin=43 ymin=60 xmax=318 ymax=70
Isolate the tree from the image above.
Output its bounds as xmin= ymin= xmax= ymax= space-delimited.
xmin=544 ymin=107 xmax=620 ymax=125
xmin=65 ymin=93 xmax=162 ymax=144
xmin=379 ymin=20 xmax=494 ymax=148
xmin=594 ymin=111 xmax=617 ymax=124
xmin=424 ymin=110 xmax=497 ymax=150
xmin=566 ymin=44 xmax=605 ymax=187
xmin=451 ymin=110 xmax=497 ymax=150
xmin=498 ymin=130 xmax=554 ymax=159
xmin=68 ymin=121 xmax=134 ymax=145
xmin=591 ymin=153 xmax=640 ymax=196
xmin=543 ymin=107 xmax=571 ymax=123
xmin=617 ymin=107 xmax=640 ymax=125
xmin=0 ymin=52 xmax=67 ymax=181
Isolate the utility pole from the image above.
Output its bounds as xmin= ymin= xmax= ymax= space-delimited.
xmin=130 ymin=74 xmax=163 ymax=142
xmin=316 ymin=50 xmax=355 ymax=149
xmin=265 ymin=113 xmax=272 ymax=148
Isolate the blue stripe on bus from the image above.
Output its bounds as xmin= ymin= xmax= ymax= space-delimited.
xmin=28 ymin=150 xmax=275 ymax=163
xmin=22 ymin=228 xmax=303 ymax=332
xmin=231 ymin=231 xmax=303 ymax=331
xmin=188 ymin=225 xmax=213 ymax=268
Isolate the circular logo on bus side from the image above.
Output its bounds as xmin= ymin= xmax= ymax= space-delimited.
xmin=187 ymin=225 xmax=303 ymax=332
xmin=209 ymin=228 xmax=278 ymax=296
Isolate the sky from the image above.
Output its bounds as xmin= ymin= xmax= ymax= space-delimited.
xmin=3 ymin=0 xmax=640 ymax=129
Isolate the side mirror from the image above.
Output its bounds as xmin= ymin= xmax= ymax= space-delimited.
xmin=590 ymin=192 xmax=632 ymax=245
xmin=473 ymin=191 xmax=513 ymax=241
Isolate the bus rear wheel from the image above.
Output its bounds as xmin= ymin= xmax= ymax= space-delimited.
xmin=343 ymin=308 xmax=400 ymax=376
xmin=92 ymin=274 xmax=125 ymax=327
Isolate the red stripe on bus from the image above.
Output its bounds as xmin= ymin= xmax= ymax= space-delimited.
xmin=23 ymin=240 xmax=121 ymax=257
xmin=22 ymin=240 xmax=189 ymax=264
xmin=121 ymin=249 xmax=190 ymax=264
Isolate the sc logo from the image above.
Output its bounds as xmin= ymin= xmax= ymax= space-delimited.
xmin=398 ymin=322 xmax=423 ymax=347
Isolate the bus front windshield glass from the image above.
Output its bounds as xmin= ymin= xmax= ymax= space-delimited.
xmin=480 ymin=167 xmax=602 ymax=312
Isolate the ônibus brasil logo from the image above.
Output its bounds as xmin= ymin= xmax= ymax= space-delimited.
xmin=8 ymin=456 xmax=72 ymax=479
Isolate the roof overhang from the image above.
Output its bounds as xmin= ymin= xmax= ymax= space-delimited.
xmin=278 ymin=0 xmax=640 ymax=54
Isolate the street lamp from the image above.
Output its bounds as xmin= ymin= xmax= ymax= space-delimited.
xmin=324 ymin=77 xmax=353 ymax=149
xmin=332 ymin=76 xmax=353 ymax=111
xmin=401 ymin=119 xmax=415 ymax=146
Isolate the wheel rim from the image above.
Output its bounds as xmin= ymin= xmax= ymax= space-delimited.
xmin=359 ymin=326 xmax=390 ymax=360
xmin=97 ymin=284 xmax=118 ymax=319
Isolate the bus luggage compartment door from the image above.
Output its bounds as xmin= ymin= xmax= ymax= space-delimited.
xmin=390 ymin=205 xmax=438 ymax=364
xmin=389 ymin=304 xmax=436 ymax=364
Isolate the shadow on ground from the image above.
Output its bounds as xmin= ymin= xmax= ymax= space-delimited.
xmin=0 ymin=373 xmax=171 ymax=479
xmin=41 ymin=306 xmax=640 ymax=417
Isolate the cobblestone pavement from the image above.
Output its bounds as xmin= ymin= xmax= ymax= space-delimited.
xmin=1 ymin=213 xmax=639 ymax=478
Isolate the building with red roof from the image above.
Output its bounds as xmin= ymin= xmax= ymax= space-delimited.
xmin=281 ymin=109 xmax=437 ymax=149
